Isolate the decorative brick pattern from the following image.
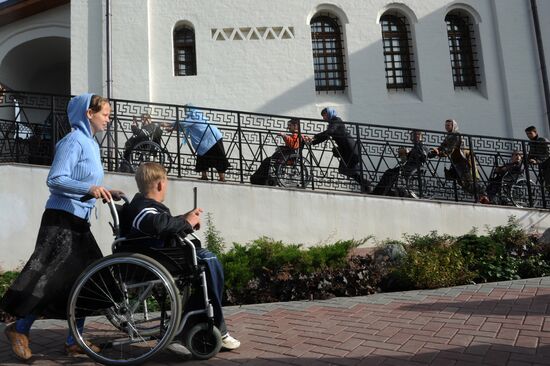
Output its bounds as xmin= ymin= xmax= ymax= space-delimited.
xmin=211 ymin=26 xmax=295 ymax=41
xmin=1 ymin=277 xmax=550 ymax=365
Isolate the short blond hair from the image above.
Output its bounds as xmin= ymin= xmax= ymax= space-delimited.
xmin=135 ymin=162 xmax=167 ymax=193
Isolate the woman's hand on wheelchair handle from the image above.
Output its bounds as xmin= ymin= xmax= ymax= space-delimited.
xmin=88 ymin=185 xmax=113 ymax=202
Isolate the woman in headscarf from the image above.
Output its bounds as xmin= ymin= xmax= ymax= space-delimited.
xmin=430 ymin=119 xmax=489 ymax=203
xmin=180 ymin=105 xmax=230 ymax=181
xmin=310 ymin=107 xmax=370 ymax=193
xmin=1 ymin=94 xmax=123 ymax=360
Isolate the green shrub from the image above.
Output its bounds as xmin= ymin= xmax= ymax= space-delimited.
xmin=456 ymin=234 xmax=519 ymax=282
xmin=307 ymin=239 xmax=361 ymax=270
xmin=0 ymin=270 xmax=18 ymax=298
xmin=204 ymin=212 xmax=225 ymax=256
xmin=387 ymin=232 xmax=474 ymax=290
xmin=219 ymin=237 xmax=360 ymax=292
xmin=487 ymin=216 xmax=531 ymax=251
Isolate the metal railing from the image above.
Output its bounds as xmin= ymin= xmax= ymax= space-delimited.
xmin=0 ymin=90 xmax=547 ymax=209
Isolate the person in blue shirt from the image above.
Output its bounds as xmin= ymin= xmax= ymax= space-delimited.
xmin=1 ymin=93 xmax=123 ymax=360
xmin=179 ymin=105 xmax=230 ymax=181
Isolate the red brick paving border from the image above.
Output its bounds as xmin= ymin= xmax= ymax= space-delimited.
xmin=1 ymin=279 xmax=549 ymax=365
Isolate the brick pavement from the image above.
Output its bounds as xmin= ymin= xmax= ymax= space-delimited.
xmin=1 ymin=277 xmax=549 ymax=365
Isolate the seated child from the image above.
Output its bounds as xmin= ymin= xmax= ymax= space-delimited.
xmin=250 ymin=118 xmax=304 ymax=185
xmin=120 ymin=162 xmax=240 ymax=352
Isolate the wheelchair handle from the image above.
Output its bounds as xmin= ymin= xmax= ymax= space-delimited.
xmin=80 ymin=193 xmax=129 ymax=236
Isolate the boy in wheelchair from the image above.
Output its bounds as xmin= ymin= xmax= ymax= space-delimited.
xmin=119 ymin=162 xmax=240 ymax=352
xmin=486 ymin=150 xmax=523 ymax=204
xmin=250 ymin=118 xmax=304 ymax=185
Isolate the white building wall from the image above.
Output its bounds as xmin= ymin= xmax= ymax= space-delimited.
xmin=0 ymin=4 xmax=70 ymax=91
xmin=1 ymin=163 xmax=549 ymax=270
xmin=67 ymin=0 xmax=549 ymax=140
xmin=70 ymin=0 xmax=104 ymax=95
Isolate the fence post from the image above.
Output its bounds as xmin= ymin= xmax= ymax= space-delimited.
xmin=522 ymin=141 xmax=536 ymax=208
xmin=175 ymin=106 xmax=182 ymax=178
xmin=467 ymin=136 xmax=479 ymax=202
xmin=112 ymin=99 xmax=118 ymax=172
xmin=355 ymin=123 xmax=365 ymax=192
xmin=237 ymin=112 xmax=244 ymax=183
xmin=106 ymin=100 xmax=115 ymax=171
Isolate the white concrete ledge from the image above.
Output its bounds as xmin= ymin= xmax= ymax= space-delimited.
xmin=1 ymin=163 xmax=549 ymax=270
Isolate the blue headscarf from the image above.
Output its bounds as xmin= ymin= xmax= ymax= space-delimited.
xmin=322 ymin=107 xmax=337 ymax=120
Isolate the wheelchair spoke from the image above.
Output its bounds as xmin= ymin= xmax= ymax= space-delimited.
xmin=68 ymin=253 xmax=182 ymax=365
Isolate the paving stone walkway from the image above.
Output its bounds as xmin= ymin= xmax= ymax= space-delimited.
xmin=1 ymin=277 xmax=550 ymax=365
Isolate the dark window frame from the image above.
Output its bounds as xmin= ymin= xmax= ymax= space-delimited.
xmin=310 ymin=14 xmax=347 ymax=93
xmin=173 ymin=25 xmax=197 ymax=76
xmin=380 ymin=12 xmax=415 ymax=90
xmin=445 ymin=11 xmax=479 ymax=88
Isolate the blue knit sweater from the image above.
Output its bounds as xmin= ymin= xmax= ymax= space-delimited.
xmin=45 ymin=93 xmax=104 ymax=220
xmin=179 ymin=106 xmax=222 ymax=156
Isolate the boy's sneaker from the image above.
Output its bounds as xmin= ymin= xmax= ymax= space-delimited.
xmin=221 ymin=333 xmax=240 ymax=350
xmin=4 ymin=323 xmax=32 ymax=360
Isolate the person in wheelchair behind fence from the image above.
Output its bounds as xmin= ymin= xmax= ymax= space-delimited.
xmin=310 ymin=107 xmax=371 ymax=193
xmin=485 ymin=150 xmax=524 ymax=204
xmin=372 ymin=130 xmax=428 ymax=196
xmin=250 ymin=118 xmax=303 ymax=185
xmin=119 ymin=113 xmax=164 ymax=172
xmin=428 ymin=119 xmax=490 ymax=204
xmin=120 ymin=162 xmax=240 ymax=353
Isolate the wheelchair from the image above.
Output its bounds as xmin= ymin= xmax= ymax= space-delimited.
xmin=124 ymin=140 xmax=172 ymax=173
xmin=251 ymin=147 xmax=313 ymax=188
xmin=402 ymin=168 xmax=432 ymax=199
xmin=490 ymin=171 xmax=534 ymax=208
xmin=66 ymin=197 xmax=221 ymax=365
xmin=119 ymin=125 xmax=173 ymax=174
xmin=271 ymin=148 xmax=313 ymax=188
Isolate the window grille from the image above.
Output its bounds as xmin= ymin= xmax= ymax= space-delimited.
xmin=174 ymin=26 xmax=197 ymax=76
xmin=380 ymin=13 xmax=415 ymax=90
xmin=445 ymin=12 xmax=479 ymax=88
xmin=310 ymin=14 xmax=347 ymax=93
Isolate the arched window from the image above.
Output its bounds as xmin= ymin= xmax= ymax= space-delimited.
xmin=173 ymin=25 xmax=196 ymax=76
xmin=380 ymin=12 xmax=414 ymax=90
xmin=310 ymin=14 xmax=346 ymax=92
xmin=445 ymin=11 xmax=478 ymax=88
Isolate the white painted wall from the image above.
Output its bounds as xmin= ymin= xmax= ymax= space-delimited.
xmin=0 ymin=4 xmax=70 ymax=91
xmin=66 ymin=0 xmax=549 ymax=140
xmin=1 ymin=163 xmax=549 ymax=271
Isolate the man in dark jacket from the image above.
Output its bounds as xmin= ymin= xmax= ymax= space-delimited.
xmin=310 ymin=107 xmax=370 ymax=192
xmin=525 ymin=125 xmax=550 ymax=192
xmin=120 ymin=162 xmax=240 ymax=352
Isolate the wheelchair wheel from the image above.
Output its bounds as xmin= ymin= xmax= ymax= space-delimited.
xmin=129 ymin=141 xmax=171 ymax=173
xmin=67 ymin=253 xmax=182 ymax=365
xmin=184 ymin=323 xmax=222 ymax=360
xmin=276 ymin=155 xmax=312 ymax=188
xmin=508 ymin=178 xmax=534 ymax=208
xmin=405 ymin=172 xmax=432 ymax=199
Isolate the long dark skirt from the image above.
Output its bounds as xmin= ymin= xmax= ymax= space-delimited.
xmin=0 ymin=209 xmax=103 ymax=320
xmin=195 ymin=139 xmax=230 ymax=173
